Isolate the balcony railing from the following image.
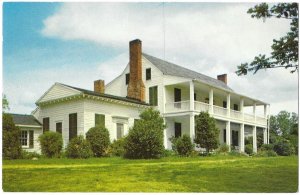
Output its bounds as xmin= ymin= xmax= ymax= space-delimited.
xmin=165 ymin=100 xmax=267 ymax=126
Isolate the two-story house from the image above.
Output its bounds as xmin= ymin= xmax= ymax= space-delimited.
xmin=19 ymin=39 xmax=269 ymax=153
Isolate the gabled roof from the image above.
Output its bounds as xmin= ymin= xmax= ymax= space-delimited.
xmin=11 ymin=113 xmax=42 ymax=126
xmin=142 ymin=53 xmax=233 ymax=91
xmin=59 ymin=83 xmax=149 ymax=106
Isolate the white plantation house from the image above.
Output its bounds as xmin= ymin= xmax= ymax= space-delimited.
xmin=14 ymin=39 xmax=270 ymax=153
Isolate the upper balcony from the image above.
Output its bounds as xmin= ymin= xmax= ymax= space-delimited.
xmin=163 ymin=80 xmax=269 ymax=127
xmin=165 ymin=100 xmax=268 ymax=127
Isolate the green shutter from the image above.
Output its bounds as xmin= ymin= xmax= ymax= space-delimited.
xmin=149 ymin=87 xmax=153 ymax=105
xmin=29 ymin=130 xmax=34 ymax=148
xmin=153 ymin=86 xmax=158 ymax=106
xmin=149 ymin=86 xmax=158 ymax=106
xmin=95 ymin=114 xmax=105 ymax=127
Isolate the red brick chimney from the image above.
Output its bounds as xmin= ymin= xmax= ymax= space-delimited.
xmin=127 ymin=39 xmax=145 ymax=102
xmin=94 ymin=79 xmax=105 ymax=93
xmin=217 ymin=74 xmax=227 ymax=84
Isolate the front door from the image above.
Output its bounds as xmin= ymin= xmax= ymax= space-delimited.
xmin=174 ymin=88 xmax=181 ymax=108
xmin=232 ymin=130 xmax=239 ymax=147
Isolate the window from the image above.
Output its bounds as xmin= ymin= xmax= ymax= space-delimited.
xmin=223 ymin=101 xmax=227 ymax=108
xmin=175 ymin=122 xmax=182 ymax=138
xmin=20 ymin=131 xmax=28 ymax=147
xmin=194 ymin=93 xmax=197 ymax=101
xmin=149 ymin=86 xmax=158 ymax=106
xmin=69 ymin=113 xmax=77 ymax=141
xmin=234 ymin=104 xmax=239 ymax=111
xmin=125 ymin=73 xmax=130 ymax=85
xmin=56 ymin=122 xmax=62 ymax=134
xmin=20 ymin=130 xmax=34 ymax=148
xmin=116 ymin=123 xmax=124 ymax=139
xmin=146 ymin=68 xmax=151 ymax=80
xmin=43 ymin=117 xmax=49 ymax=133
xmin=95 ymin=114 xmax=105 ymax=127
xmin=223 ymin=129 xmax=226 ymax=143
xmin=174 ymin=88 xmax=181 ymax=108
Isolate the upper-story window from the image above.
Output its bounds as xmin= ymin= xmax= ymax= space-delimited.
xmin=56 ymin=122 xmax=62 ymax=134
xmin=125 ymin=73 xmax=130 ymax=85
xmin=69 ymin=113 xmax=77 ymax=141
xmin=234 ymin=104 xmax=239 ymax=111
xmin=146 ymin=68 xmax=151 ymax=80
xmin=149 ymin=86 xmax=158 ymax=106
xmin=43 ymin=117 xmax=49 ymax=133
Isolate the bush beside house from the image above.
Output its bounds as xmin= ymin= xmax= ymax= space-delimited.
xmin=170 ymin=134 xmax=194 ymax=156
xmin=66 ymin=136 xmax=93 ymax=159
xmin=39 ymin=131 xmax=63 ymax=158
xmin=86 ymin=126 xmax=110 ymax=157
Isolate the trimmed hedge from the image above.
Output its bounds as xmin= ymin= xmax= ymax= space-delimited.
xmin=170 ymin=134 xmax=194 ymax=156
xmin=110 ymin=138 xmax=125 ymax=157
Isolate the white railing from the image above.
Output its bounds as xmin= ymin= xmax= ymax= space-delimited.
xmin=244 ymin=113 xmax=255 ymax=122
xmin=230 ymin=110 xmax=243 ymax=120
xmin=213 ymin=105 xmax=228 ymax=117
xmin=165 ymin=100 xmax=267 ymax=126
xmin=194 ymin=101 xmax=209 ymax=112
xmin=165 ymin=100 xmax=190 ymax=113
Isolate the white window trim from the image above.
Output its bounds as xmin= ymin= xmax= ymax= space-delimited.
xmin=20 ymin=130 xmax=30 ymax=149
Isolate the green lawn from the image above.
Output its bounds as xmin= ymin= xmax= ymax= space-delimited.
xmin=2 ymin=155 xmax=298 ymax=192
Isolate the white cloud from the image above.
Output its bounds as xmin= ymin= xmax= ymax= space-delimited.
xmin=7 ymin=3 xmax=298 ymax=115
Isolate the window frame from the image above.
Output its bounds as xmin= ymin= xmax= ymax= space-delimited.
xmin=20 ymin=130 xmax=29 ymax=148
xmin=116 ymin=123 xmax=124 ymax=140
xmin=146 ymin=68 xmax=151 ymax=80
xmin=95 ymin=113 xmax=105 ymax=127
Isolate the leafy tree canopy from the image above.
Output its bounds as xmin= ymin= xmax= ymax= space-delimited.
xmin=3 ymin=94 xmax=9 ymax=112
xmin=236 ymin=3 xmax=298 ymax=75
xmin=270 ymin=110 xmax=298 ymax=137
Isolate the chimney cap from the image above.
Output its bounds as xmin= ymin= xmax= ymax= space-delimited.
xmin=130 ymin=39 xmax=142 ymax=44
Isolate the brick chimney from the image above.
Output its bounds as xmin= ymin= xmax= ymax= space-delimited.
xmin=94 ymin=79 xmax=105 ymax=93
xmin=217 ymin=74 xmax=227 ymax=84
xmin=127 ymin=39 xmax=145 ymax=102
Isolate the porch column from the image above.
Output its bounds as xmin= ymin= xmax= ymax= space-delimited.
xmin=263 ymin=128 xmax=267 ymax=144
xmin=163 ymin=118 xmax=167 ymax=148
xmin=189 ymin=81 xmax=194 ymax=111
xmin=253 ymin=126 xmax=257 ymax=153
xmin=227 ymin=93 xmax=231 ymax=117
xmin=267 ymin=106 xmax=270 ymax=144
xmin=240 ymin=98 xmax=244 ymax=119
xmin=264 ymin=104 xmax=267 ymax=118
xmin=226 ymin=121 xmax=231 ymax=151
xmin=253 ymin=103 xmax=257 ymax=122
xmin=240 ymin=123 xmax=245 ymax=152
xmin=209 ymin=88 xmax=214 ymax=114
xmin=189 ymin=113 xmax=195 ymax=141
xmin=162 ymin=85 xmax=166 ymax=114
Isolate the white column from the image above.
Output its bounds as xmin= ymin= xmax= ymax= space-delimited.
xmin=240 ymin=98 xmax=244 ymax=119
xmin=240 ymin=123 xmax=245 ymax=152
xmin=253 ymin=103 xmax=257 ymax=122
xmin=189 ymin=81 xmax=194 ymax=111
xmin=227 ymin=93 xmax=231 ymax=117
xmin=209 ymin=88 xmax=214 ymax=114
xmin=267 ymin=105 xmax=270 ymax=144
xmin=264 ymin=104 xmax=267 ymax=118
xmin=253 ymin=126 xmax=257 ymax=153
xmin=226 ymin=121 xmax=231 ymax=151
xmin=189 ymin=113 xmax=195 ymax=141
xmin=162 ymin=85 xmax=166 ymax=114
xmin=163 ymin=118 xmax=167 ymax=148
xmin=263 ymin=128 xmax=267 ymax=144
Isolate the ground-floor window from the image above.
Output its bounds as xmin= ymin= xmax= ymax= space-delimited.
xmin=20 ymin=130 xmax=34 ymax=148
xmin=175 ymin=122 xmax=182 ymax=138
xmin=116 ymin=123 xmax=124 ymax=139
xmin=232 ymin=130 xmax=239 ymax=146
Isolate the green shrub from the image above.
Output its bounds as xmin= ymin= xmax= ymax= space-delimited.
xmin=21 ymin=151 xmax=41 ymax=159
xmin=110 ymin=138 xmax=125 ymax=157
xmin=273 ymin=139 xmax=295 ymax=156
xmin=39 ymin=131 xmax=63 ymax=158
xmin=245 ymin=144 xmax=253 ymax=155
xmin=66 ymin=136 xmax=93 ymax=159
xmin=124 ymin=108 xmax=165 ymax=159
xmin=161 ymin=149 xmax=176 ymax=157
xmin=217 ymin=144 xmax=230 ymax=154
xmin=86 ymin=126 xmax=110 ymax=157
xmin=2 ymin=113 xmax=22 ymax=159
xmin=170 ymin=134 xmax=194 ymax=156
xmin=256 ymin=150 xmax=277 ymax=157
xmin=260 ymin=144 xmax=274 ymax=151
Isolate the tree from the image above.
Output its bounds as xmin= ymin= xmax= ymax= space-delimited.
xmin=194 ymin=112 xmax=219 ymax=154
xmin=86 ymin=126 xmax=110 ymax=157
xmin=270 ymin=111 xmax=298 ymax=137
xmin=123 ymin=108 xmax=165 ymax=159
xmin=39 ymin=131 xmax=63 ymax=158
xmin=236 ymin=3 xmax=298 ymax=75
xmin=3 ymin=113 xmax=22 ymax=159
xmin=2 ymin=94 xmax=9 ymax=112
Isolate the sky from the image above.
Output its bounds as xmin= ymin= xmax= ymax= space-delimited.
xmin=3 ymin=2 xmax=298 ymax=116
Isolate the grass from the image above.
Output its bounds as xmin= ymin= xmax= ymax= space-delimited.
xmin=2 ymin=155 xmax=298 ymax=192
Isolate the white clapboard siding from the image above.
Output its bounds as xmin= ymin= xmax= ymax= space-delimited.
xmin=37 ymin=100 xmax=85 ymax=148
xmin=37 ymin=83 xmax=81 ymax=103
xmin=83 ymin=99 xmax=142 ymax=142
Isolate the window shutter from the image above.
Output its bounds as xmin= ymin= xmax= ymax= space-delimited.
xmin=125 ymin=73 xmax=130 ymax=85
xmin=95 ymin=114 xmax=105 ymax=127
xmin=146 ymin=68 xmax=151 ymax=80
xmin=149 ymin=86 xmax=158 ymax=106
xmin=149 ymin=87 xmax=153 ymax=105
xmin=29 ymin=130 xmax=34 ymax=148
xmin=69 ymin=113 xmax=77 ymax=141
xmin=56 ymin=122 xmax=62 ymax=134
xmin=153 ymin=86 xmax=158 ymax=106
xmin=43 ymin=117 xmax=49 ymax=133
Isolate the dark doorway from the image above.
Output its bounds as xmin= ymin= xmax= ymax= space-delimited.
xmin=175 ymin=122 xmax=182 ymax=138
xmin=174 ymin=88 xmax=181 ymax=108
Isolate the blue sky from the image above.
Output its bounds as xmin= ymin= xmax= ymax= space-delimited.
xmin=3 ymin=2 xmax=298 ymax=115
